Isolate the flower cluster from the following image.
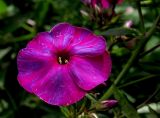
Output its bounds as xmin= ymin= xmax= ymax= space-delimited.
xmin=17 ymin=23 xmax=112 ymax=106
xmin=81 ymin=0 xmax=124 ymax=26
xmin=82 ymin=0 xmax=123 ymax=9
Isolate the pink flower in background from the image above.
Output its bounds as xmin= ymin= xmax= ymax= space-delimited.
xmin=82 ymin=0 xmax=123 ymax=9
xmin=81 ymin=0 xmax=91 ymax=5
xmin=17 ymin=23 xmax=112 ymax=106
xmin=124 ymin=20 xmax=133 ymax=28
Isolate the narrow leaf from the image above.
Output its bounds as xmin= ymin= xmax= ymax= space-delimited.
xmin=113 ymin=86 xmax=141 ymax=118
xmin=104 ymin=27 xmax=140 ymax=36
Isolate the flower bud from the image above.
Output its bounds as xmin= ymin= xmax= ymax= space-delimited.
xmin=101 ymin=99 xmax=118 ymax=109
xmin=124 ymin=20 xmax=133 ymax=28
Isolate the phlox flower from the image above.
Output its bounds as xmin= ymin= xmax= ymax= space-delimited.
xmin=17 ymin=23 xmax=112 ymax=106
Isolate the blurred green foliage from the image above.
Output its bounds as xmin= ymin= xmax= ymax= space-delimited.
xmin=0 ymin=0 xmax=160 ymax=118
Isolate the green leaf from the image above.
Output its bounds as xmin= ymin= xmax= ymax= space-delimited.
xmin=113 ymin=87 xmax=141 ymax=118
xmin=0 ymin=0 xmax=7 ymax=15
xmin=104 ymin=27 xmax=140 ymax=36
xmin=0 ymin=70 xmax=6 ymax=90
xmin=60 ymin=107 xmax=70 ymax=118
xmin=34 ymin=0 xmax=50 ymax=26
xmin=148 ymin=106 xmax=160 ymax=117
xmin=0 ymin=108 xmax=14 ymax=118
xmin=111 ymin=45 xmax=130 ymax=57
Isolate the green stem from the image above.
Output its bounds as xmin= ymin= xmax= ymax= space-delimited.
xmin=140 ymin=44 xmax=160 ymax=58
xmin=136 ymin=0 xmax=145 ymax=32
xmin=99 ymin=15 xmax=160 ymax=101
xmin=5 ymin=89 xmax=17 ymax=111
xmin=21 ymin=24 xmax=35 ymax=33
xmin=118 ymin=75 xmax=159 ymax=88
xmin=60 ymin=107 xmax=71 ymax=118
xmin=78 ymin=98 xmax=87 ymax=114
xmin=137 ymin=86 xmax=160 ymax=109
xmin=15 ymin=33 xmax=35 ymax=42
xmin=86 ymin=94 xmax=97 ymax=103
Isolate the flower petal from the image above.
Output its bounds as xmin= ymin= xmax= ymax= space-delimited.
xmin=27 ymin=32 xmax=55 ymax=55
xmin=69 ymin=26 xmax=106 ymax=56
xmin=31 ymin=65 xmax=86 ymax=106
xmin=70 ymin=33 xmax=106 ymax=56
xmin=101 ymin=0 xmax=110 ymax=8
xmin=70 ymin=51 xmax=111 ymax=90
xmin=17 ymin=48 xmax=55 ymax=92
xmin=92 ymin=0 xmax=97 ymax=7
xmin=50 ymin=23 xmax=75 ymax=51
xmin=50 ymin=23 xmax=106 ymax=56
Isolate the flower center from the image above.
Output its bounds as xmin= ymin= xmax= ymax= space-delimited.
xmin=57 ymin=55 xmax=70 ymax=64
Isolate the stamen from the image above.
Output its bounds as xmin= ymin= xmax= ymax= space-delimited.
xmin=58 ymin=55 xmax=69 ymax=64
xmin=58 ymin=57 xmax=62 ymax=64
xmin=64 ymin=59 xmax=68 ymax=64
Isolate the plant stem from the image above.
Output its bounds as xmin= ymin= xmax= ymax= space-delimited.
xmin=60 ymin=107 xmax=70 ymax=118
xmin=118 ymin=75 xmax=159 ymax=88
xmin=5 ymin=89 xmax=18 ymax=111
xmin=99 ymin=15 xmax=160 ymax=101
xmin=136 ymin=0 xmax=145 ymax=33
xmin=86 ymin=94 xmax=97 ymax=103
xmin=137 ymin=86 xmax=160 ymax=109
xmin=139 ymin=44 xmax=160 ymax=58
xmin=21 ymin=24 xmax=35 ymax=33
xmin=14 ymin=33 xmax=35 ymax=42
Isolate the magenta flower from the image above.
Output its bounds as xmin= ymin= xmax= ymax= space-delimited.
xmin=17 ymin=23 xmax=112 ymax=106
